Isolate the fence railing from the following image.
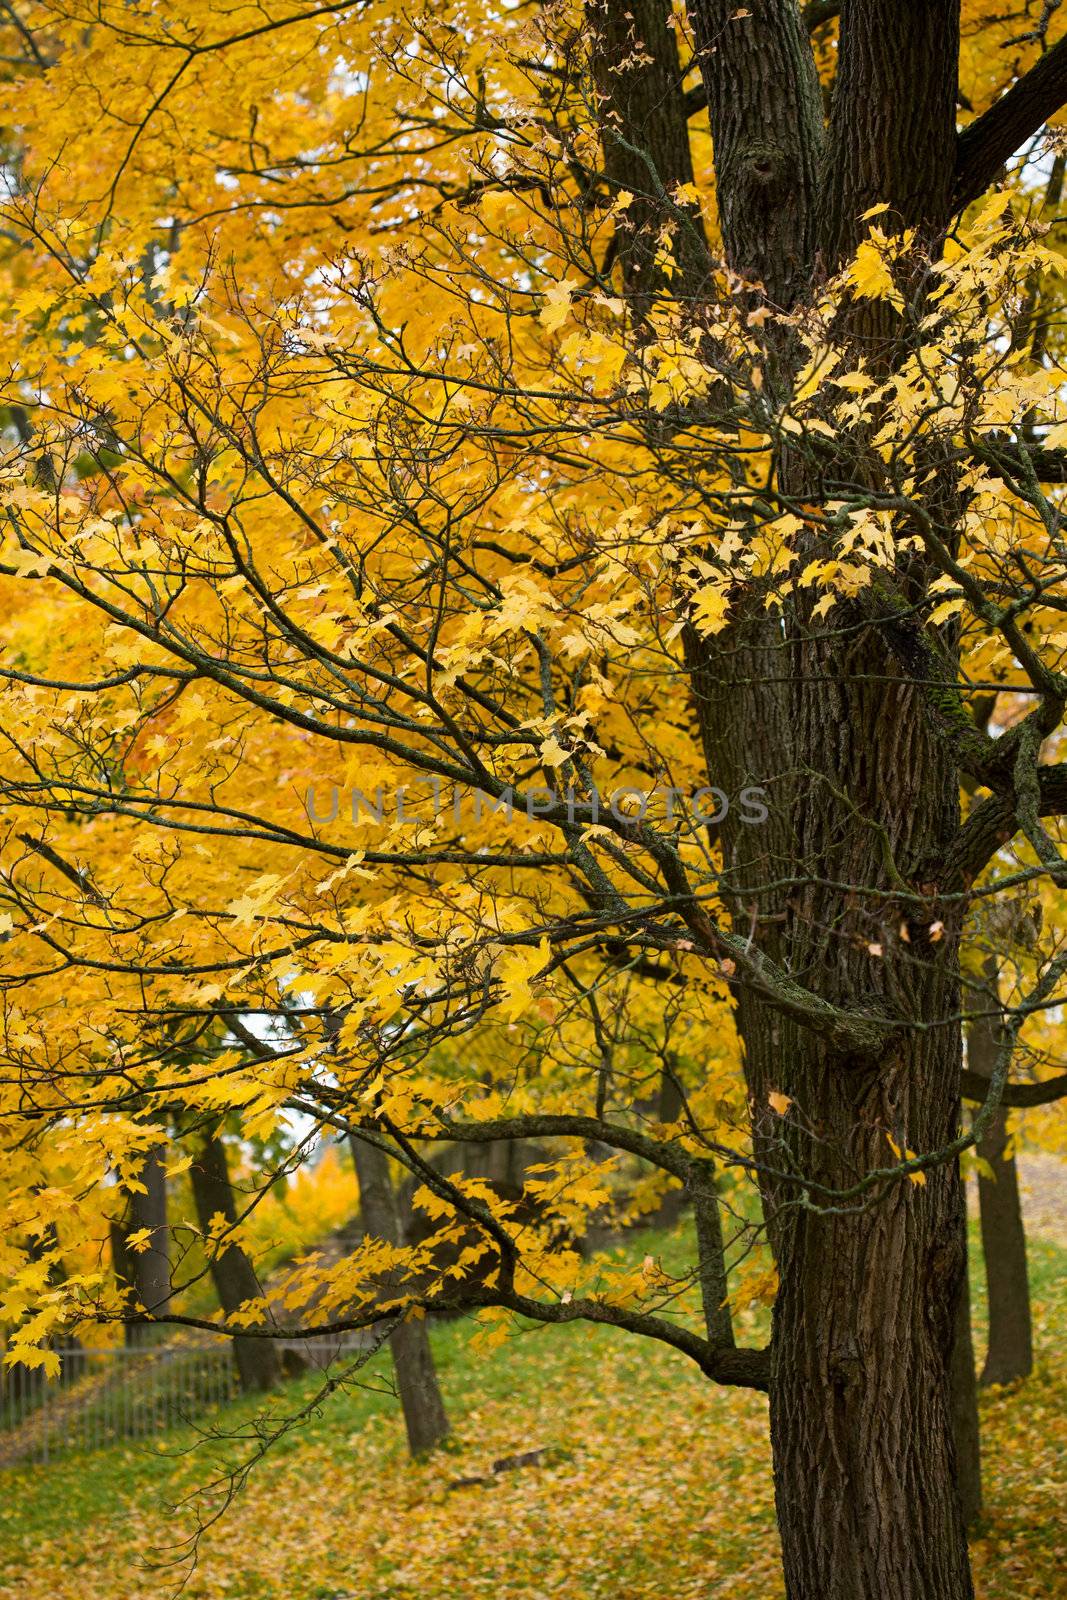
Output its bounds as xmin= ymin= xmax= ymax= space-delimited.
xmin=0 ymin=1341 xmax=239 ymax=1467
xmin=0 ymin=1330 xmax=379 ymax=1469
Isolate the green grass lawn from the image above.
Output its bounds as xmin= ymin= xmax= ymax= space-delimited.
xmin=0 ymin=1220 xmax=1062 ymax=1600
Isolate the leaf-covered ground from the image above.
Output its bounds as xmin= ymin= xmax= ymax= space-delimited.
xmin=0 ymin=1224 xmax=1063 ymax=1600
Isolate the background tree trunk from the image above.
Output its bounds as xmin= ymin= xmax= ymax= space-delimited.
xmin=117 ymin=1142 xmax=171 ymax=1346
xmin=189 ymin=1130 xmax=280 ymax=1393
xmin=348 ymin=1134 xmax=450 ymax=1457
xmin=968 ymin=992 xmax=1033 ymax=1386
xmin=976 ymin=1116 xmax=1033 ymax=1385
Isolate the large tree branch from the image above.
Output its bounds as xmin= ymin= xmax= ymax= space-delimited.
xmin=289 ymin=1098 xmax=758 ymax=1384
xmin=171 ymin=1088 xmax=775 ymax=1391
xmin=954 ymin=32 xmax=1067 ymax=212
xmin=587 ymin=0 xmax=711 ymax=315
xmin=961 ymin=1068 xmax=1067 ymax=1107
xmin=130 ymin=1293 xmax=771 ymax=1389
xmin=819 ymin=0 xmax=960 ymax=265
xmin=970 ymin=441 xmax=1067 ymax=484
xmin=946 ymin=763 xmax=1067 ymax=885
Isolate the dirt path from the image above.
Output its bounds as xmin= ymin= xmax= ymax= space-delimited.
xmin=1015 ymin=1153 xmax=1067 ymax=1251
xmin=968 ymin=1152 xmax=1067 ymax=1251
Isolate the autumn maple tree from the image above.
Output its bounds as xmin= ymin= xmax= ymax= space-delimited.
xmin=2 ymin=3 xmax=1067 ymax=1598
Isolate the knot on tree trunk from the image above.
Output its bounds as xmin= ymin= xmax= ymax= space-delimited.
xmin=725 ymin=139 xmax=791 ymax=205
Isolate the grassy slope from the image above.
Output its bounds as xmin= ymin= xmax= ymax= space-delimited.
xmin=0 ymin=1224 xmax=1063 ymax=1600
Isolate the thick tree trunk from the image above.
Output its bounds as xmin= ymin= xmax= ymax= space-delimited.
xmin=684 ymin=353 xmax=973 ymax=1600
xmin=685 ymin=5 xmax=974 ymax=1593
xmin=698 ymin=497 xmax=975 ymax=1600
xmin=968 ymin=997 xmax=1033 ymax=1386
xmin=760 ymin=919 xmax=971 ymax=1600
xmin=348 ymin=1134 xmax=450 ymax=1456
xmin=593 ymin=4 xmax=979 ymax=1594
xmin=189 ymin=1131 xmax=280 ymax=1393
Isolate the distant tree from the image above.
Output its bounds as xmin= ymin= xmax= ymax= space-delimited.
xmin=188 ymin=1130 xmax=280 ymax=1394
xmin=348 ymin=1135 xmax=450 ymax=1457
xmin=110 ymin=1142 xmax=171 ymax=1346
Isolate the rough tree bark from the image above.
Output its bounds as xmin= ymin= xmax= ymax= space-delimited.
xmin=585 ymin=1 xmax=1055 ymax=1593
xmin=348 ymin=1134 xmax=450 ymax=1457
xmin=692 ymin=10 xmax=972 ymax=1595
xmin=189 ymin=1130 xmax=280 ymax=1393
xmin=586 ymin=0 xmax=711 ymax=314
xmin=968 ymin=987 xmax=1033 ymax=1387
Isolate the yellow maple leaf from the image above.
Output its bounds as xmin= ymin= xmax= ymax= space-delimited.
xmin=496 ymin=938 xmax=550 ymax=1022
xmin=692 ymin=584 xmax=730 ymax=635
xmin=539 ymin=278 xmax=578 ymax=333
xmin=847 ymin=238 xmax=904 ymax=311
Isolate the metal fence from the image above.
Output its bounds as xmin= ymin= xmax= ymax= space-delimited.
xmin=0 ymin=1341 xmax=239 ymax=1467
xmin=0 ymin=1331 xmax=381 ymax=1469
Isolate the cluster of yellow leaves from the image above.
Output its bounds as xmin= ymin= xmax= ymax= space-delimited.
xmin=0 ymin=0 xmax=1064 ymax=1370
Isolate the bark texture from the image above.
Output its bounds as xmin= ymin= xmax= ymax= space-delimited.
xmin=349 ymin=1134 xmax=450 ymax=1457
xmin=586 ymin=0 xmax=711 ymax=313
xmin=189 ymin=1131 xmax=280 ymax=1393
xmin=950 ymin=1221 xmax=982 ymax=1527
xmin=688 ymin=0 xmax=824 ymax=302
xmin=750 ymin=693 xmax=970 ymax=1600
xmin=819 ymin=0 xmax=960 ymax=264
